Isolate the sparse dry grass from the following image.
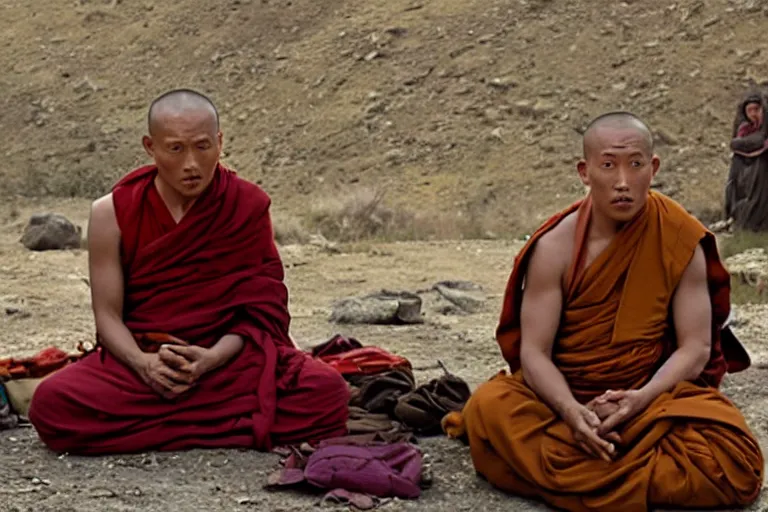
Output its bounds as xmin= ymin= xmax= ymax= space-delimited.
xmin=272 ymin=214 xmax=311 ymax=246
xmin=730 ymin=280 xmax=768 ymax=305
xmin=718 ymin=230 xmax=768 ymax=305
xmin=719 ymin=230 xmax=768 ymax=259
xmin=17 ymin=166 xmax=119 ymax=199
xmin=301 ymin=187 xmax=524 ymax=243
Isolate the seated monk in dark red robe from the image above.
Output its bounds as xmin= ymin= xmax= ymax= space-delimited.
xmin=28 ymin=89 xmax=349 ymax=455
xmin=443 ymin=112 xmax=763 ymax=511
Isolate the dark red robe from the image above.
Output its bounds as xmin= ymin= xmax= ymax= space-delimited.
xmin=28 ymin=164 xmax=349 ymax=454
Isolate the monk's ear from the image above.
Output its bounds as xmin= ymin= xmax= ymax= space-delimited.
xmin=217 ymin=131 xmax=224 ymax=151
xmin=650 ymin=154 xmax=661 ymax=177
xmin=576 ymin=159 xmax=590 ymax=185
xmin=142 ymin=135 xmax=155 ymax=158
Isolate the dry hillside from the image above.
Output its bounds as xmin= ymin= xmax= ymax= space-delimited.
xmin=2 ymin=0 xmax=768 ymax=237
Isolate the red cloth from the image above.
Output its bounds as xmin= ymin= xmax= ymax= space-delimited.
xmin=0 ymin=347 xmax=81 ymax=380
xmin=319 ymin=348 xmax=412 ymax=377
xmin=28 ymin=164 xmax=349 ymax=454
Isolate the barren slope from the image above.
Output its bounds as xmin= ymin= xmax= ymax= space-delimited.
xmin=2 ymin=0 xmax=768 ymax=234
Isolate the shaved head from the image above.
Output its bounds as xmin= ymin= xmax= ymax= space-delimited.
xmin=576 ymin=111 xmax=660 ymax=226
xmin=141 ymin=88 xmax=224 ymax=202
xmin=147 ymin=88 xmax=220 ymax=135
xmin=582 ymin=112 xmax=654 ymax=158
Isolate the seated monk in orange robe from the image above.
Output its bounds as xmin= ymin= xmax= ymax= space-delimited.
xmin=27 ymin=89 xmax=349 ymax=454
xmin=444 ymin=112 xmax=764 ymax=511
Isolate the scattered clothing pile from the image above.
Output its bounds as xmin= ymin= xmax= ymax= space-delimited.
xmin=264 ymin=334 xmax=472 ymax=507
xmin=0 ymin=346 xmax=84 ymax=429
xmin=311 ymin=334 xmax=471 ymax=436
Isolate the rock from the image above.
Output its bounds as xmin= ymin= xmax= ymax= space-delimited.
xmin=384 ymin=27 xmax=408 ymax=37
xmin=308 ymin=234 xmax=340 ymax=254
xmin=89 ymin=488 xmax=117 ymax=499
xmin=385 ymin=148 xmax=406 ymax=163
xmin=532 ymin=98 xmax=555 ymax=116
xmin=329 ymin=290 xmax=423 ymax=324
xmin=654 ymin=126 xmax=679 ymax=146
xmin=433 ymin=281 xmax=486 ymax=313
xmin=514 ymin=99 xmax=534 ymax=116
xmin=20 ymin=213 xmax=82 ymax=251
xmin=538 ymin=136 xmax=568 ymax=152
xmin=483 ymin=107 xmax=502 ymax=122
xmin=489 ymin=127 xmax=504 ymax=142
xmin=73 ymin=77 xmax=100 ymax=93
xmin=725 ymin=248 xmax=768 ymax=286
xmin=365 ymin=101 xmax=387 ymax=116
xmin=476 ymin=33 xmax=495 ymax=44
xmin=487 ymin=76 xmax=517 ymax=90
xmin=708 ymin=218 xmax=733 ymax=233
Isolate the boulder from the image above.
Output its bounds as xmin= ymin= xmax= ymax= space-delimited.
xmin=330 ymin=290 xmax=423 ymax=324
xmin=433 ymin=280 xmax=486 ymax=314
xmin=20 ymin=213 xmax=82 ymax=251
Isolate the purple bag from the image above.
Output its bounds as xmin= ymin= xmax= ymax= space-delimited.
xmin=304 ymin=443 xmax=423 ymax=499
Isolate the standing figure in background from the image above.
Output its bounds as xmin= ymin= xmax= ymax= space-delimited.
xmin=724 ymin=90 xmax=768 ymax=229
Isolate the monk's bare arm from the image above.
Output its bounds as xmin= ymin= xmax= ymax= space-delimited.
xmin=640 ymin=244 xmax=712 ymax=400
xmin=87 ymin=195 xmax=145 ymax=371
xmin=519 ymin=235 xmax=580 ymax=417
xmin=208 ymin=334 xmax=244 ymax=368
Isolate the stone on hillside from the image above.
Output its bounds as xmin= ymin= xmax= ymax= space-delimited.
xmin=20 ymin=213 xmax=82 ymax=251
xmin=308 ymin=234 xmax=340 ymax=254
xmin=538 ymin=136 xmax=568 ymax=152
xmin=654 ymin=126 xmax=679 ymax=146
xmin=708 ymin=218 xmax=733 ymax=233
xmin=514 ymin=99 xmax=535 ymax=116
xmin=483 ymin=107 xmax=502 ymax=122
xmin=532 ymin=98 xmax=556 ymax=116
xmin=330 ymin=290 xmax=423 ymax=324
xmin=489 ymin=127 xmax=504 ymax=142
xmin=488 ymin=76 xmax=517 ymax=90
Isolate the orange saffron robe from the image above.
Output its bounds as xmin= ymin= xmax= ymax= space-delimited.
xmin=452 ymin=191 xmax=763 ymax=511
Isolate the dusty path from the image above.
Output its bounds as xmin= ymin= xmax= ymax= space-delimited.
xmin=1 ymin=199 xmax=766 ymax=511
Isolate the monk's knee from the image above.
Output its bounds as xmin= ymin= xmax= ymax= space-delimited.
xmin=28 ymin=373 xmax=78 ymax=452
xmin=28 ymin=375 xmax=59 ymax=429
xmin=464 ymin=377 xmax=512 ymax=421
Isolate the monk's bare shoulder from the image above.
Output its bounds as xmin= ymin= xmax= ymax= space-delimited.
xmin=527 ymin=212 xmax=576 ymax=283
xmin=88 ymin=193 xmax=120 ymax=248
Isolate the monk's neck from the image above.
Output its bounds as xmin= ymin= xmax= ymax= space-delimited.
xmin=154 ymin=176 xmax=198 ymax=223
xmin=588 ymin=208 xmax=624 ymax=241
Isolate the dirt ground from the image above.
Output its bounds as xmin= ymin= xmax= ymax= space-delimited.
xmin=1 ymin=198 xmax=767 ymax=512
xmin=2 ymin=0 xmax=768 ymax=509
